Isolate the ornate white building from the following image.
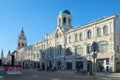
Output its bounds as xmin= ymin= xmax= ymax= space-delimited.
xmin=15 ymin=28 xmax=27 ymax=67
xmin=16 ymin=10 xmax=120 ymax=72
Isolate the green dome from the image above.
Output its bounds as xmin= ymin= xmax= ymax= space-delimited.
xmin=59 ymin=10 xmax=71 ymax=15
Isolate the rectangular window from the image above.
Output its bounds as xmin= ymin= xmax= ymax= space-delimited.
xmin=117 ymin=45 xmax=119 ymax=53
xmin=69 ymin=36 xmax=71 ymax=43
xmin=106 ymin=59 xmax=109 ymax=65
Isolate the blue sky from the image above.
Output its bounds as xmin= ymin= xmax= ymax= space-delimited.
xmin=0 ymin=0 xmax=120 ymax=56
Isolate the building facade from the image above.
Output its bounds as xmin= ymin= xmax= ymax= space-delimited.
xmin=16 ymin=10 xmax=120 ymax=72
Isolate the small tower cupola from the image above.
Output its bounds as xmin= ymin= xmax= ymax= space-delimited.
xmin=17 ymin=27 xmax=27 ymax=50
xmin=57 ymin=10 xmax=72 ymax=32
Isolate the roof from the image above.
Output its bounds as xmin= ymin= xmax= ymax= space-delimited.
xmin=59 ymin=10 xmax=71 ymax=15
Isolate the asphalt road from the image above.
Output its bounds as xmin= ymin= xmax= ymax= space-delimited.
xmin=1 ymin=69 xmax=120 ymax=80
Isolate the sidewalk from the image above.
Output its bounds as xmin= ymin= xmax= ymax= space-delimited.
xmin=56 ymin=70 xmax=120 ymax=78
xmin=96 ymin=72 xmax=120 ymax=78
xmin=23 ymin=69 xmax=120 ymax=78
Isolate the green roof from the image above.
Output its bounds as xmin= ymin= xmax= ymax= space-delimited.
xmin=59 ymin=10 xmax=71 ymax=15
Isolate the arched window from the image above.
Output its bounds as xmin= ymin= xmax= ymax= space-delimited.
xmin=18 ymin=43 xmax=20 ymax=47
xmin=63 ymin=17 xmax=66 ymax=24
xmin=97 ymin=27 xmax=101 ymax=37
xmin=87 ymin=30 xmax=92 ymax=39
xmin=75 ymin=45 xmax=83 ymax=56
xmin=22 ymin=43 xmax=24 ymax=47
xmin=69 ymin=35 xmax=71 ymax=43
xmin=103 ymin=25 xmax=108 ymax=35
xmin=87 ymin=44 xmax=92 ymax=54
xmin=79 ymin=33 xmax=83 ymax=41
xmin=98 ymin=41 xmax=108 ymax=53
xmin=75 ymin=34 xmax=78 ymax=42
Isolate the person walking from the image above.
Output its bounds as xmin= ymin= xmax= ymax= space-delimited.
xmin=77 ymin=63 xmax=81 ymax=72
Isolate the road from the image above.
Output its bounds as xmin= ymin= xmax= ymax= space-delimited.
xmin=1 ymin=69 xmax=120 ymax=80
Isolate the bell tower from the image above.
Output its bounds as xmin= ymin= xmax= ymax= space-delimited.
xmin=17 ymin=27 xmax=27 ymax=50
xmin=57 ymin=10 xmax=73 ymax=32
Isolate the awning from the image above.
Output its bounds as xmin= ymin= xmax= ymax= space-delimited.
xmin=96 ymin=58 xmax=109 ymax=60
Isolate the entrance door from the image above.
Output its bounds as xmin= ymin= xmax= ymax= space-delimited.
xmin=66 ymin=62 xmax=72 ymax=69
xmin=76 ymin=61 xmax=83 ymax=69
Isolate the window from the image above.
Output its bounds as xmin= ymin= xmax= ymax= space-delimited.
xmin=97 ymin=27 xmax=101 ymax=37
xmin=50 ymin=47 xmax=54 ymax=57
xmin=22 ymin=43 xmax=24 ymax=47
xmin=75 ymin=45 xmax=83 ymax=56
xmin=79 ymin=33 xmax=83 ymax=41
xmin=87 ymin=30 xmax=92 ymax=39
xmin=57 ymin=45 xmax=62 ymax=55
xmin=106 ymin=59 xmax=109 ymax=65
xmin=50 ymin=47 xmax=52 ymax=53
xmin=56 ymin=33 xmax=58 ymax=38
xmin=66 ymin=48 xmax=72 ymax=56
xmin=75 ymin=34 xmax=78 ymax=42
xmin=103 ymin=26 xmax=108 ymax=35
xmin=18 ymin=43 xmax=20 ymax=47
xmin=60 ymin=45 xmax=62 ymax=53
xmin=37 ymin=53 xmax=39 ymax=59
xmin=69 ymin=36 xmax=71 ymax=43
xmin=65 ymin=37 xmax=67 ymax=44
xmin=98 ymin=41 xmax=108 ymax=53
xmin=117 ymin=45 xmax=120 ymax=53
xmin=63 ymin=17 xmax=66 ymax=24
xmin=87 ymin=44 xmax=92 ymax=54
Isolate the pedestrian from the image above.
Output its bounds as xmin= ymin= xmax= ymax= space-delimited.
xmin=54 ymin=67 xmax=56 ymax=71
xmin=77 ymin=64 xmax=80 ymax=72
